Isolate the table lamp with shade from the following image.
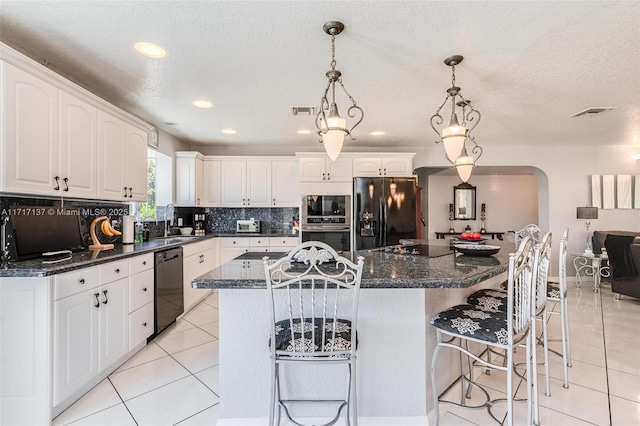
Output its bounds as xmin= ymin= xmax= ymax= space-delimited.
xmin=577 ymin=206 xmax=598 ymax=253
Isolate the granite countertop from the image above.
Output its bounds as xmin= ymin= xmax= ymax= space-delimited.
xmin=0 ymin=232 xmax=299 ymax=278
xmin=193 ymin=240 xmax=513 ymax=290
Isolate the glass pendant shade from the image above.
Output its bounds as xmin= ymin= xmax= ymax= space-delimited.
xmin=323 ymin=114 xmax=347 ymax=161
xmin=454 ymin=148 xmax=474 ymax=182
xmin=441 ymin=113 xmax=467 ymax=162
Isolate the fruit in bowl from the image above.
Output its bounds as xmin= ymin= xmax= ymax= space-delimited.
xmin=461 ymin=232 xmax=482 ymax=241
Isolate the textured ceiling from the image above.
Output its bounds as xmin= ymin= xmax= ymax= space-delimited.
xmin=0 ymin=1 xmax=638 ymax=154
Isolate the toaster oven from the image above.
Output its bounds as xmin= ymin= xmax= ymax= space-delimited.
xmin=236 ymin=219 xmax=260 ymax=233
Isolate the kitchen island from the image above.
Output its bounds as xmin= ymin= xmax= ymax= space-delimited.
xmin=193 ymin=240 xmax=512 ymax=425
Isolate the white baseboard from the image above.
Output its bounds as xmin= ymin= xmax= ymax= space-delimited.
xmin=217 ymin=416 xmax=429 ymax=425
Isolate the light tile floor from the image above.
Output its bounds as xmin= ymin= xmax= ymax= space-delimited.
xmin=53 ymin=284 xmax=640 ymax=425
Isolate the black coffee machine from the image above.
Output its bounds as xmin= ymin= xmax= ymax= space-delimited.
xmin=193 ymin=213 xmax=205 ymax=236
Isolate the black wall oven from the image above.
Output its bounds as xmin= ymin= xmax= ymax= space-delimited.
xmin=301 ymin=195 xmax=351 ymax=252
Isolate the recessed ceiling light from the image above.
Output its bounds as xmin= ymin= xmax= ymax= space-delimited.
xmin=222 ymin=129 xmax=237 ymax=135
xmin=192 ymin=100 xmax=213 ymax=109
xmin=134 ymin=42 xmax=166 ymax=58
xmin=370 ymin=131 xmax=385 ymax=136
xmin=631 ymin=154 xmax=640 ymax=161
xmin=296 ymin=129 xmax=313 ymax=135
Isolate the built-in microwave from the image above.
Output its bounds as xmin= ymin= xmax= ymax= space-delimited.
xmin=302 ymin=195 xmax=351 ymax=224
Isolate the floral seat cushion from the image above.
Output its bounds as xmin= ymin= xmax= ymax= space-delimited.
xmin=547 ymin=281 xmax=561 ymax=299
xmin=431 ymin=304 xmax=509 ymax=345
xmin=466 ymin=288 xmax=507 ymax=312
xmin=271 ymin=318 xmax=355 ymax=353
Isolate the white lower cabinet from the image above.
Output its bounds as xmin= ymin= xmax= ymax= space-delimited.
xmin=53 ymin=275 xmax=128 ymax=406
xmin=128 ymin=254 xmax=154 ymax=349
xmin=183 ymin=239 xmax=219 ymax=312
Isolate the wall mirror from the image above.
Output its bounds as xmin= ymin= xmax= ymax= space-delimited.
xmin=454 ymin=182 xmax=476 ymax=220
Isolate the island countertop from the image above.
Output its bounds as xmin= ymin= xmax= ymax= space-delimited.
xmin=193 ymin=239 xmax=512 ymax=289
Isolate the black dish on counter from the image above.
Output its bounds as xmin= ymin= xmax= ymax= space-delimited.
xmin=453 ymin=244 xmax=500 ymax=256
xmin=452 ymin=238 xmax=487 ymax=245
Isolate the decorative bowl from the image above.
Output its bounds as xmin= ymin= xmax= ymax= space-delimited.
xmin=452 ymin=238 xmax=487 ymax=245
xmin=453 ymin=244 xmax=500 ymax=256
xmin=179 ymin=227 xmax=193 ymax=236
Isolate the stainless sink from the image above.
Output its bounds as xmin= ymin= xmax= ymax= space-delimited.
xmin=151 ymin=236 xmax=199 ymax=244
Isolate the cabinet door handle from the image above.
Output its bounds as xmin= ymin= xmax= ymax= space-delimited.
xmin=143 ymin=261 xmax=147 ymax=265
xmin=79 ymin=278 xmax=85 ymax=284
xmin=128 ymin=187 xmax=133 ymax=198
xmin=247 ymin=198 xmax=250 ymax=205
xmin=54 ymin=176 xmax=60 ymax=191
xmin=102 ymin=290 xmax=108 ymax=304
xmin=322 ymin=173 xmax=326 ymax=181
xmin=143 ymin=287 xmax=147 ymax=292
xmin=383 ymin=168 xmax=387 ymax=175
xmin=199 ymin=254 xmax=204 ymax=263
xmin=63 ymin=177 xmax=69 ymax=191
xmin=378 ymin=168 xmax=381 ymax=175
xmin=143 ymin=322 xmax=147 ymax=327
xmin=273 ymin=198 xmax=276 ymax=206
xmin=123 ymin=187 xmax=128 ymax=198
xmin=94 ymin=293 xmax=100 ymax=308
xmin=115 ymin=268 xmax=120 ymax=273
xmin=327 ymin=173 xmax=330 ymax=181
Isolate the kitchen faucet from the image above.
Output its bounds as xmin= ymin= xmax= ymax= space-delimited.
xmin=164 ymin=204 xmax=174 ymax=237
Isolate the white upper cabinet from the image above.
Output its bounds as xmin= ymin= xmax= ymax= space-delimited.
xmin=271 ymin=160 xmax=299 ymax=206
xmin=1 ymin=46 xmax=152 ymax=202
xmin=299 ymin=157 xmax=352 ymax=182
xmin=1 ymin=61 xmax=59 ymax=195
xmin=221 ymin=159 xmax=272 ymax=207
xmin=353 ymin=155 xmax=414 ymax=177
xmin=175 ymin=152 xmax=203 ymax=206
xmin=221 ymin=160 xmax=246 ymax=207
xmin=125 ymin=124 xmax=148 ymax=202
xmin=97 ymin=110 xmax=127 ymax=200
xmin=246 ymin=160 xmax=271 ymax=207
xmin=59 ymin=91 xmax=98 ymax=198
xmin=202 ymin=158 xmax=221 ymax=206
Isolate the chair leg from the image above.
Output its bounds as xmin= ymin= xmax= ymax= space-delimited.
xmin=541 ymin=308 xmax=551 ymax=397
xmin=275 ymin=363 xmax=282 ymax=426
xmin=352 ymin=358 xmax=358 ymax=426
xmin=506 ymin=346 xmax=514 ymax=426
xmin=525 ymin=336 xmax=532 ymax=426
xmin=269 ymin=359 xmax=276 ymax=426
xmin=531 ymin=321 xmax=540 ymax=426
xmin=431 ymin=337 xmax=443 ymax=426
xmin=563 ymin=297 xmax=572 ymax=368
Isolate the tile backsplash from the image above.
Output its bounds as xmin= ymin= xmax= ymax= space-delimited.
xmin=1 ymin=195 xmax=300 ymax=261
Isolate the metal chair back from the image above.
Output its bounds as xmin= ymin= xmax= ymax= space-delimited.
xmin=507 ymin=236 xmax=535 ymax=343
xmin=515 ymin=224 xmax=544 ymax=247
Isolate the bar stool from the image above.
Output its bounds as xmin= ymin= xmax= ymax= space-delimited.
xmin=264 ymin=241 xmax=364 ymax=426
xmin=546 ymin=228 xmax=571 ymax=388
xmin=431 ymin=236 xmax=536 ymax=426
xmin=466 ymin=233 xmax=552 ymax=425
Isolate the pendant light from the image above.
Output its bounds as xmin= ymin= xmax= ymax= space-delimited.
xmin=430 ymin=55 xmax=482 ymax=182
xmin=315 ymin=21 xmax=364 ymax=161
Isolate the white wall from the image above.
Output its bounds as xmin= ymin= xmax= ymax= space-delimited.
xmin=427 ymin=174 xmax=538 ymax=238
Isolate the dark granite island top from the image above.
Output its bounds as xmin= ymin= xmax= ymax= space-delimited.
xmin=193 ymin=239 xmax=512 ymax=289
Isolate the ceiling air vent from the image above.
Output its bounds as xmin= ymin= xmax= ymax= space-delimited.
xmin=569 ymin=107 xmax=617 ymax=117
xmin=290 ymin=106 xmax=316 ymax=116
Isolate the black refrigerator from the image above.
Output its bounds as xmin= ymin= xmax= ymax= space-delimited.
xmin=353 ymin=177 xmax=417 ymax=250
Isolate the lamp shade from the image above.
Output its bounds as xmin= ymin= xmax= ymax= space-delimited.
xmin=323 ymin=115 xmax=346 ymax=161
xmin=441 ymin=113 xmax=467 ymax=162
xmin=576 ymin=207 xmax=598 ymax=220
xmin=454 ymin=149 xmax=474 ymax=182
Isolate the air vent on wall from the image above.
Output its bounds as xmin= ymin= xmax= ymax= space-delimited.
xmin=569 ymin=107 xmax=617 ymax=117
xmin=290 ymin=106 xmax=316 ymax=116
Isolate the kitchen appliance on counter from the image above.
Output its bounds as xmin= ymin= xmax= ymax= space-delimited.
xmin=354 ymin=177 xmax=417 ymax=250
xmin=193 ymin=213 xmax=206 ymax=236
xmin=152 ymin=246 xmax=184 ymax=339
xmin=237 ymin=219 xmax=261 ymax=233
xmin=301 ymin=195 xmax=351 ymax=251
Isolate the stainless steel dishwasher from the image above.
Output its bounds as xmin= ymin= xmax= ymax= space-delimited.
xmin=153 ymin=246 xmax=184 ymax=338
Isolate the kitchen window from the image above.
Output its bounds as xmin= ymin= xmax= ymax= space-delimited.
xmin=130 ymin=148 xmax=172 ymax=221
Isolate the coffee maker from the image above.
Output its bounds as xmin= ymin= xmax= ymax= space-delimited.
xmin=193 ymin=213 xmax=206 ymax=236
